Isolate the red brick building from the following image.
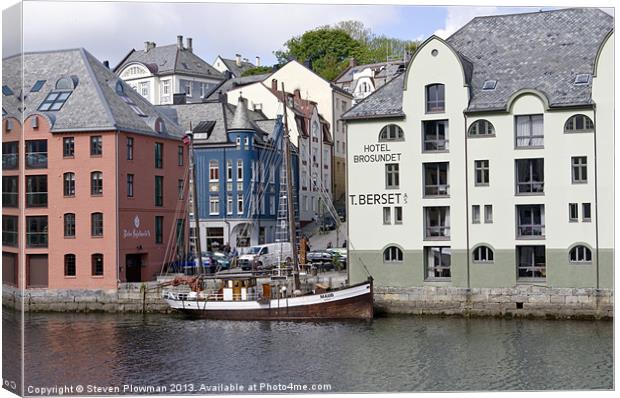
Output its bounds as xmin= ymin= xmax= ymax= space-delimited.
xmin=2 ymin=48 xmax=189 ymax=289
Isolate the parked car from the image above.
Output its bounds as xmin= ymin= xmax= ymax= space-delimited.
xmin=307 ymin=250 xmax=335 ymax=271
xmin=326 ymin=248 xmax=347 ymax=268
xmin=320 ymin=216 xmax=337 ymax=231
xmin=238 ymin=242 xmax=292 ymax=271
xmin=203 ymin=251 xmax=230 ymax=272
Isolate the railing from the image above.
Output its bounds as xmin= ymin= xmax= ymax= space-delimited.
xmin=423 ymin=139 xmax=449 ymax=152
xmin=25 ymin=152 xmax=47 ymax=169
xmin=424 ymin=184 xmax=449 ymax=197
xmin=26 ymin=192 xmax=47 ymax=208
xmin=26 ymin=232 xmax=48 ymax=248
xmin=2 ymin=192 xmax=18 ymax=207
xmin=425 ymin=226 xmax=450 ymax=238
xmin=2 ymin=231 xmax=17 ymax=247
xmin=517 ymin=225 xmax=545 ymax=237
xmin=2 ymin=154 xmax=18 ymax=169
xmin=516 ymin=182 xmax=544 ymax=194
xmin=517 ymin=263 xmax=546 ymax=278
xmin=516 ymin=136 xmax=544 ymax=148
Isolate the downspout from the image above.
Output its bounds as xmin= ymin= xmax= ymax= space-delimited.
xmin=463 ymin=113 xmax=471 ymax=291
xmin=115 ymin=131 xmax=120 ymax=286
xmin=592 ymin=105 xmax=600 ymax=290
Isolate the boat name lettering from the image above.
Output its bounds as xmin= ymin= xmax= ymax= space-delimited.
xmin=349 ymin=193 xmax=403 ymax=206
xmin=320 ymin=293 xmax=334 ymax=299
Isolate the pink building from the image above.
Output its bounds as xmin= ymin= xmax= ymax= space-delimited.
xmin=2 ymin=48 xmax=189 ymax=289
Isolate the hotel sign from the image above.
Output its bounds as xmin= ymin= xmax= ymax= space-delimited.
xmin=352 ymin=143 xmax=402 ymax=163
xmin=122 ymin=215 xmax=151 ymax=239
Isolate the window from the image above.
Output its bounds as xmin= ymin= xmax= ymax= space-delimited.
xmin=209 ymin=160 xmax=219 ymax=181
xmin=154 ymin=143 xmax=163 ymax=168
xmin=383 ymin=246 xmax=403 ymax=262
xmin=2 ymin=142 xmax=18 ymax=170
xmin=63 ymin=137 xmax=75 ymax=157
xmin=516 ymin=158 xmax=544 ymax=194
xmin=237 ymin=160 xmax=243 ymax=181
xmin=482 ymin=80 xmax=497 ymax=90
xmin=423 ymin=120 xmax=448 ymax=151
xmin=90 ymin=136 xmax=102 ymax=156
xmin=237 ymin=193 xmax=244 ymax=214
xmin=184 ymin=81 xmax=192 ymax=96
xmin=516 ymin=205 xmax=545 ymax=238
xmin=227 ymin=194 xmax=233 ymax=215
xmin=38 ymin=91 xmax=72 ymax=111
xmin=127 ymin=137 xmax=134 ymax=160
xmin=31 ymin=80 xmax=46 ymax=92
xmin=515 ymin=115 xmax=544 ymax=147
xmin=574 ymin=74 xmax=591 ymax=85
xmin=91 ymin=171 xmax=103 ymax=195
xmin=484 ymin=205 xmax=493 ymax=224
xmin=55 ymin=77 xmax=75 ymax=90
xmin=474 ymin=160 xmax=489 ymax=185
xmin=425 ymin=246 xmax=451 ymax=279
xmin=92 ymin=254 xmax=104 ymax=276
xmin=2 ymin=176 xmax=18 ymax=207
xmin=127 ymin=174 xmax=134 ymax=197
xmin=385 ymin=163 xmax=399 ymax=189
xmin=177 ymin=179 xmax=184 ymax=200
xmin=175 ymin=219 xmax=185 ymax=248
xmin=26 ymin=140 xmax=47 ymax=168
xmin=517 ymin=245 xmax=546 ymax=279
xmin=383 ymin=207 xmax=391 ymax=224
xmin=26 ymin=216 xmax=48 ymax=248
xmin=565 ymin=115 xmax=594 ymax=133
xmin=425 ymin=84 xmax=445 ymax=113
xmin=155 ymin=216 xmax=163 ymax=244
xmin=2 ymin=215 xmax=18 ymax=247
xmin=26 ymin=175 xmax=47 ymax=208
xmin=209 ymin=196 xmax=219 ymax=215
xmin=472 ymin=205 xmax=480 ymax=224
xmin=571 ymin=156 xmax=587 ymax=183
xmin=582 ymin=203 xmax=591 ymax=222
xmin=155 ymin=176 xmax=164 ymax=206
xmin=120 ymin=94 xmax=146 ymax=116
xmin=63 ymin=172 xmax=75 ymax=196
xmin=138 ymin=81 xmax=149 ymax=97
xmin=394 ymin=207 xmax=403 ymax=224
xmin=31 ymin=115 xmax=39 ymax=129
xmin=200 ymin=83 xmax=208 ymax=97
xmin=227 ymin=160 xmax=233 ymax=181
xmin=569 ymin=203 xmax=578 ymax=222
xmin=64 ymin=254 xmax=76 ymax=276
xmin=424 ymin=162 xmax=449 ymax=196
xmin=178 ymin=146 xmax=184 ymax=166
xmin=379 ymin=124 xmax=404 ymax=141
xmin=569 ymin=245 xmax=592 ymax=263
xmin=91 ymin=212 xmax=103 ymax=237
xmin=64 ymin=213 xmax=75 ymax=237
xmin=424 ymin=207 xmax=450 ymax=239
xmin=468 ymin=120 xmax=495 ymax=136
xmin=473 ymin=246 xmax=494 ymax=262
xmin=161 ymin=79 xmax=171 ymax=102
xmin=236 ymin=137 xmax=241 ymax=147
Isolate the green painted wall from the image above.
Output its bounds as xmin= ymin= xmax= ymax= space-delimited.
xmin=470 ymin=250 xmax=517 ymax=288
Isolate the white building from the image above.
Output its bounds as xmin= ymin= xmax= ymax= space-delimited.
xmin=212 ymin=54 xmax=258 ymax=78
xmin=334 ymin=59 xmax=407 ymax=104
xmin=114 ymin=36 xmax=225 ymax=105
xmin=343 ymin=8 xmax=613 ymax=290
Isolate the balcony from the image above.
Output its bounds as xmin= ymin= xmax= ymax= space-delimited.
xmin=423 ymin=120 xmax=449 ymax=152
xmin=517 ymin=245 xmax=546 ymax=280
xmin=424 ymin=162 xmax=449 ymax=197
xmin=2 ymin=192 xmax=18 ymax=207
xmin=424 ymin=207 xmax=450 ymax=240
xmin=26 ymin=192 xmax=48 ymax=208
xmin=26 ymin=232 xmax=48 ymax=248
xmin=516 ymin=205 xmax=545 ymax=239
xmin=2 ymin=153 xmax=18 ymax=170
xmin=516 ymin=159 xmax=544 ymax=195
xmin=26 ymin=152 xmax=48 ymax=169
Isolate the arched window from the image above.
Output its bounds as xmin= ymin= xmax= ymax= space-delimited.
xmin=564 ymin=114 xmax=594 ymax=133
xmin=115 ymin=80 xmax=125 ymax=95
xmin=383 ymin=246 xmax=403 ymax=262
xmin=468 ymin=120 xmax=495 ymax=136
xmin=426 ymin=84 xmax=445 ymax=113
xmin=379 ymin=124 xmax=404 ymax=142
xmin=91 ymin=171 xmax=103 ymax=195
xmin=64 ymin=213 xmax=75 ymax=237
xmin=63 ymin=172 xmax=75 ymax=196
xmin=91 ymin=212 xmax=103 ymax=237
xmin=64 ymin=254 xmax=76 ymax=276
xmin=56 ymin=77 xmax=76 ymax=90
xmin=91 ymin=253 xmax=104 ymax=276
xmin=473 ymin=245 xmax=494 ymax=262
xmin=569 ymin=245 xmax=592 ymax=263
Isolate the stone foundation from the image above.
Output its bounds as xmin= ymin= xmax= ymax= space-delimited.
xmin=374 ymin=285 xmax=613 ymax=320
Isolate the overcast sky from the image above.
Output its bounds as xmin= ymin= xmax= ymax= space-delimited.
xmin=1 ymin=1 xmax=614 ymax=68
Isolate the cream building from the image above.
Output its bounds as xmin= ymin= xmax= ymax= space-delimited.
xmin=343 ymin=8 xmax=613 ymax=290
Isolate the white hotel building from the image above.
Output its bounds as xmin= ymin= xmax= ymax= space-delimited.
xmin=343 ymin=8 xmax=613 ymax=290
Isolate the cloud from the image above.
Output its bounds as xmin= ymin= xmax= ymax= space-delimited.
xmin=21 ymin=1 xmax=403 ymax=66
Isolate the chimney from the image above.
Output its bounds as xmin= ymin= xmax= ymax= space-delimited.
xmin=177 ymin=35 xmax=184 ymax=49
xmin=255 ymin=56 xmax=261 ymax=67
xmin=235 ymin=53 xmax=241 ymax=66
xmin=103 ymin=60 xmax=110 ymax=69
xmin=186 ymin=37 xmax=193 ymax=53
xmin=271 ymin=78 xmax=278 ymax=91
xmin=145 ymin=41 xmax=150 ymax=52
xmin=349 ymin=57 xmax=357 ymax=67
xmin=173 ymin=93 xmax=187 ymax=105
xmin=243 ymin=57 xmax=249 ymax=63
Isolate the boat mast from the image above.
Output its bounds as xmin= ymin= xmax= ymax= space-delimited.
xmin=188 ymin=127 xmax=204 ymax=275
xmin=281 ymin=83 xmax=300 ymax=291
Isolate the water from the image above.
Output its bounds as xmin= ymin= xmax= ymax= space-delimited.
xmin=2 ymin=310 xmax=613 ymax=393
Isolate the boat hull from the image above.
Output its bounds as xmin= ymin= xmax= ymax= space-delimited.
xmin=164 ymin=281 xmax=373 ymax=320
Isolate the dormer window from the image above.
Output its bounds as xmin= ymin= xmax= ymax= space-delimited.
xmin=115 ymin=80 xmax=146 ymax=117
xmin=115 ymin=81 xmax=125 ymax=95
xmin=32 ymin=116 xmax=39 ymax=129
xmin=31 ymin=80 xmax=46 ymax=92
xmin=2 ymin=85 xmax=14 ymax=96
xmin=154 ymin=118 xmax=166 ymax=134
xmin=482 ymin=80 xmax=497 ymax=90
xmin=56 ymin=77 xmax=76 ymax=90
xmin=39 ymin=91 xmax=72 ymax=111
xmin=574 ymin=74 xmax=591 ymax=85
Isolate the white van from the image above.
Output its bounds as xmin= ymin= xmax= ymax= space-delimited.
xmin=238 ymin=242 xmax=293 ymax=270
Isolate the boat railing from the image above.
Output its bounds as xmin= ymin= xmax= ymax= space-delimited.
xmin=163 ymin=290 xmax=262 ymax=302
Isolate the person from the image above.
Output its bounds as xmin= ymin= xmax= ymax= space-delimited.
xmin=342 ymin=239 xmax=347 ymax=248
xmin=327 ymin=241 xmax=333 ymax=249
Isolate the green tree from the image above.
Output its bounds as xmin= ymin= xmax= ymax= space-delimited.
xmin=241 ymin=66 xmax=273 ymax=77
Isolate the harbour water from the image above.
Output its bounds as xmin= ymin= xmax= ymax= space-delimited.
xmin=2 ymin=310 xmax=613 ymax=393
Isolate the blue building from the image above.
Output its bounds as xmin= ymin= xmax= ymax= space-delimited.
xmin=160 ymin=96 xmax=298 ymax=251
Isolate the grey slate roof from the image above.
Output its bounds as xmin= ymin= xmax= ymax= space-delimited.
xmin=204 ymin=73 xmax=271 ymax=100
xmin=114 ymin=45 xmax=225 ymax=80
xmin=335 ymin=60 xmax=406 ymax=86
xmin=2 ymin=48 xmax=184 ymax=138
xmin=343 ymin=8 xmax=613 ymax=120
xmin=220 ymin=57 xmax=255 ymax=78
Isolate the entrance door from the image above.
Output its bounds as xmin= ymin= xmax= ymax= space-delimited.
xmin=27 ymin=254 xmax=48 ymax=288
xmin=125 ymin=254 xmax=142 ymax=282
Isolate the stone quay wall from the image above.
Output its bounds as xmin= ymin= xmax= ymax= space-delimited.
xmin=374 ymin=285 xmax=613 ymax=320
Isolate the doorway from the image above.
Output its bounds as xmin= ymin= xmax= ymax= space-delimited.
xmin=125 ymin=254 xmax=142 ymax=282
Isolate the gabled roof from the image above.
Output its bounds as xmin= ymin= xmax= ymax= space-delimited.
xmin=341 ymin=74 xmax=405 ymax=120
xmin=114 ymin=44 xmax=225 ymax=80
xmin=204 ymin=73 xmax=271 ymax=100
xmin=2 ymin=48 xmax=184 ymax=138
xmin=335 ymin=60 xmax=407 ymax=85
xmin=218 ymin=56 xmax=255 ymax=78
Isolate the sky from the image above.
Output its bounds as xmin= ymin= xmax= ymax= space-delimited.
xmin=1 ymin=0 xmax=614 ymax=68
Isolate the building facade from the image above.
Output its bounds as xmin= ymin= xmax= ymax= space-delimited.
xmin=344 ymin=9 xmax=614 ymax=290
xmin=334 ymin=59 xmax=407 ymax=105
xmin=2 ymin=48 xmax=188 ymax=289
xmin=114 ymin=36 xmax=225 ymax=105
xmin=212 ymin=54 xmax=258 ymax=78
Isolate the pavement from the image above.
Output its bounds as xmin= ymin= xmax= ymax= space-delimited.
xmin=306 ymin=221 xmax=347 ymax=251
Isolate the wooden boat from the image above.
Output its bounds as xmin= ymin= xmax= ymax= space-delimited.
xmin=162 ymin=272 xmax=373 ymax=320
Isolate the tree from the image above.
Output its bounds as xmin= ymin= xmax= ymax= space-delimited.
xmin=241 ymin=66 xmax=274 ymax=77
